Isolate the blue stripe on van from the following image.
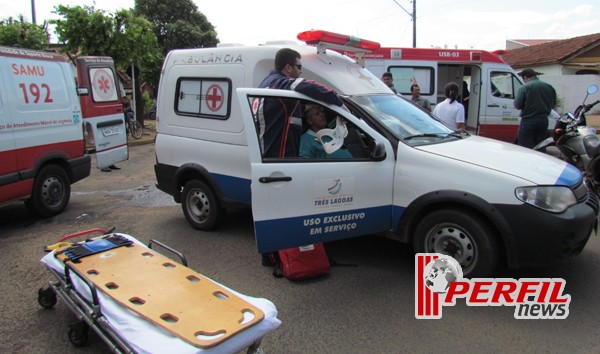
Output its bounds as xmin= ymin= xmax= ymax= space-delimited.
xmin=211 ymin=173 xmax=251 ymax=205
xmin=254 ymin=205 xmax=392 ymax=253
xmin=555 ymin=163 xmax=582 ymax=186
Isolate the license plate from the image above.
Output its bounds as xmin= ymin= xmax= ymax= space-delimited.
xmin=102 ymin=126 xmax=121 ymax=136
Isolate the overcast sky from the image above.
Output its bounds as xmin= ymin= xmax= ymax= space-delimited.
xmin=1 ymin=0 xmax=598 ymax=51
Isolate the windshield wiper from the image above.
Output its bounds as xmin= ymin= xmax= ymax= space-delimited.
xmin=404 ymin=131 xmax=468 ymax=141
xmin=403 ymin=133 xmax=451 ymax=141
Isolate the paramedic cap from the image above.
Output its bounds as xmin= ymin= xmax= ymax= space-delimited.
xmin=518 ymin=68 xmax=543 ymax=78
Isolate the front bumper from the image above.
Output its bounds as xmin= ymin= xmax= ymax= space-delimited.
xmin=496 ymin=187 xmax=598 ymax=269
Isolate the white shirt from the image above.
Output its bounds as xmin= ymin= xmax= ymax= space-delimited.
xmin=433 ymin=98 xmax=465 ymax=130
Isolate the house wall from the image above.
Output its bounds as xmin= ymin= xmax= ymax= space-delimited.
xmin=543 ymin=74 xmax=600 ymax=114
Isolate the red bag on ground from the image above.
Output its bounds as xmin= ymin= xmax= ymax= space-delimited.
xmin=276 ymin=243 xmax=330 ymax=280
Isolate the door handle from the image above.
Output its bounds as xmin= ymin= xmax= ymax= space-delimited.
xmin=487 ymin=104 xmax=500 ymax=108
xmin=259 ymin=176 xmax=292 ymax=183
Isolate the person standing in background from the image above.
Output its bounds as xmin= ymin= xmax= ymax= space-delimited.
xmin=410 ymin=84 xmax=432 ymax=112
xmin=381 ymin=72 xmax=397 ymax=94
xmin=514 ymin=68 xmax=556 ymax=148
xmin=433 ymin=82 xmax=465 ymax=132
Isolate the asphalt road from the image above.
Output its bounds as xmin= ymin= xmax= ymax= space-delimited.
xmin=1 ymin=143 xmax=600 ymax=353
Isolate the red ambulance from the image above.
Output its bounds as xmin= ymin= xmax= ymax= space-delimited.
xmin=0 ymin=46 xmax=128 ymax=217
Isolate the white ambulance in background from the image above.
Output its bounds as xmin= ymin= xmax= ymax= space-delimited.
xmin=363 ymin=47 xmax=558 ymax=143
xmin=0 ymin=46 xmax=127 ymax=217
xmin=154 ymin=30 xmax=597 ymax=277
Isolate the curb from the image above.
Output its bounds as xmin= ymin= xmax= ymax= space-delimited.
xmin=128 ymin=128 xmax=156 ymax=147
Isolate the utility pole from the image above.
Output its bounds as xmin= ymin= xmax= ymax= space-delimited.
xmin=393 ymin=0 xmax=417 ymax=47
xmin=31 ymin=0 xmax=37 ymax=24
xmin=412 ymin=0 xmax=417 ymax=48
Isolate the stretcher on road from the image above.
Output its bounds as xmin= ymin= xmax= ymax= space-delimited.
xmin=38 ymin=229 xmax=281 ymax=354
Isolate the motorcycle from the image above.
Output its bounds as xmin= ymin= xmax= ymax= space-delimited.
xmin=534 ymin=84 xmax=600 ymax=191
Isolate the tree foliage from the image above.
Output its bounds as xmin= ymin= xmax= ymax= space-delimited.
xmin=135 ymin=0 xmax=218 ymax=54
xmin=0 ymin=16 xmax=50 ymax=49
xmin=52 ymin=5 xmax=163 ymax=121
xmin=52 ymin=6 xmax=162 ymax=83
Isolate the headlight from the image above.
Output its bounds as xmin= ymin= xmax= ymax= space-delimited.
xmin=515 ymin=186 xmax=577 ymax=213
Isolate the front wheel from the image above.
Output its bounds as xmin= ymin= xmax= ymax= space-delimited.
xmin=25 ymin=165 xmax=71 ymax=218
xmin=181 ymin=180 xmax=225 ymax=231
xmin=130 ymin=120 xmax=143 ymax=139
xmin=413 ymin=209 xmax=500 ymax=278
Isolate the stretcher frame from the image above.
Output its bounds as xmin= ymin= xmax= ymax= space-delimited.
xmin=38 ymin=230 xmax=280 ymax=354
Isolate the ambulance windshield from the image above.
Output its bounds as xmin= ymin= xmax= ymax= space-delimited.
xmin=349 ymin=95 xmax=460 ymax=144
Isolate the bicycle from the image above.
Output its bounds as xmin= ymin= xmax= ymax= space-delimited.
xmin=126 ymin=112 xmax=143 ymax=139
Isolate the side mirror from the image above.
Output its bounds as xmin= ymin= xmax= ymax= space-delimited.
xmin=372 ymin=141 xmax=387 ymax=161
xmin=587 ymin=85 xmax=598 ymax=95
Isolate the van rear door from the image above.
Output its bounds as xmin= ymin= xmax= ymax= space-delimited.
xmin=238 ymin=88 xmax=395 ymax=253
xmin=75 ymin=57 xmax=128 ymax=168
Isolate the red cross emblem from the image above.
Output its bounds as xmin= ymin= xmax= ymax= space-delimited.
xmin=205 ymin=84 xmax=224 ymax=112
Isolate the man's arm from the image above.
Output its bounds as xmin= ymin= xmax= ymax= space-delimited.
xmin=514 ymin=86 xmax=526 ymax=109
xmin=293 ymin=78 xmax=344 ymax=106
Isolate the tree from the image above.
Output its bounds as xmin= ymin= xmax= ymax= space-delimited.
xmin=52 ymin=5 xmax=162 ymax=124
xmin=0 ymin=16 xmax=50 ymax=49
xmin=135 ymin=0 xmax=218 ymax=55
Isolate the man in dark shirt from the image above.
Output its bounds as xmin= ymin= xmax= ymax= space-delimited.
xmin=256 ymin=48 xmax=343 ymax=158
xmin=514 ymin=68 xmax=557 ymax=148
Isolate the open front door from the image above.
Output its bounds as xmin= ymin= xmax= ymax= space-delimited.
xmin=238 ymin=88 xmax=395 ymax=253
xmin=76 ymin=57 xmax=128 ymax=169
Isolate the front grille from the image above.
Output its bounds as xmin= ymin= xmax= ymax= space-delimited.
xmin=572 ymin=178 xmax=599 ymax=214
xmin=586 ymin=189 xmax=599 ymax=215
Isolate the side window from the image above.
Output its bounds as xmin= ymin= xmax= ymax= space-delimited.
xmin=247 ymin=95 xmax=374 ymax=161
xmin=388 ymin=66 xmax=434 ymax=95
xmin=490 ymin=71 xmax=521 ymax=99
xmin=175 ymin=78 xmax=230 ymax=119
xmin=89 ymin=67 xmax=119 ymax=102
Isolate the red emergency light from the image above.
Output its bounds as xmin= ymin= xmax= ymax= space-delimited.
xmin=297 ymin=30 xmax=380 ymax=52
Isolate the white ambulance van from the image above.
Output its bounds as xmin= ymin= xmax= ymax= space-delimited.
xmin=0 ymin=46 xmax=127 ymax=217
xmin=154 ymin=30 xmax=598 ymax=277
xmin=363 ymin=47 xmax=558 ymax=143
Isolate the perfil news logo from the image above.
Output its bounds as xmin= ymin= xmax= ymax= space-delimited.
xmin=415 ymin=254 xmax=571 ymax=319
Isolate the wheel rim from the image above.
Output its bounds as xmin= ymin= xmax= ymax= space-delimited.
xmin=187 ymin=188 xmax=210 ymax=223
xmin=425 ymin=224 xmax=476 ymax=274
xmin=41 ymin=175 xmax=64 ymax=207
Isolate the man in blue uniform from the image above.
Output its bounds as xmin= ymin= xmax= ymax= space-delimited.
xmin=256 ymin=48 xmax=344 ymax=158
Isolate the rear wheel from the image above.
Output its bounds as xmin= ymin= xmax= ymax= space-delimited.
xmin=130 ymin=120 xmax=143 ymax=139
xmin=413 ymin=208 xmax=499 ymax=278
xmin=26 ymin=165 xmax=71 ymax=218
xmin=37 ymin=286 xmax=57 ymax=309
xmin=68 ymin=322 xmax=89 ymax=347
xmin=181 ymin=180 xmax=225 ymax=230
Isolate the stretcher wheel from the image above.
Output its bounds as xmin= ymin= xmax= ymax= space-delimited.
xmin=37 ymin=286 xmax=57 ymax=309
xmin=68 ymin=322 xmax=89 ymax=347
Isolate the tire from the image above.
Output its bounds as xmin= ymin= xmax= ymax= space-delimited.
xmin=131 ymin=120 xmax=143 ymax=139
xmin=68 ymin=322 xmax=89 ymax=347
xmin=37 ymin=287 xmax=57 ymax=309
xmin=181 ymin=180 xmax=226 ymax=231
xmin=413 ymin=208 xmax=499 ymax=278
xmin=25 ymin=165 xmax=71 ymax=218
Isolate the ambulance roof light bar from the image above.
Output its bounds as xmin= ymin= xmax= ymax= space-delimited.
xmin=297 ymin=30 xmax=380 ymax=67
